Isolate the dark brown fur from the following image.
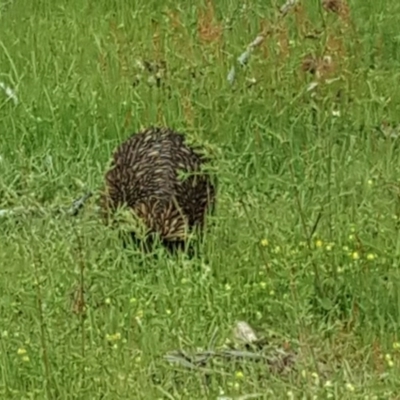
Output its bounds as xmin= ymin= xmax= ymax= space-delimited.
xmin=101 ymin=127 xmax=215 ymax=251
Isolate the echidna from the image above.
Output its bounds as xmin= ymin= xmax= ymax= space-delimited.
xmin=100 ymin=127 xmax=216 ymax=251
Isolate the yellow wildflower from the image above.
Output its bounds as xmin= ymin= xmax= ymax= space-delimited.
xmin=345 ymin=383 xmax=355 ymax=392
xmin=106 ymin=332 xmax=121 ymax=342
xmin=235 ymin=371 xmax=244 ymax=379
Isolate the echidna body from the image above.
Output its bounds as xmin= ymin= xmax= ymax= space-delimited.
xmin=101 ymin=127 xmax=215 ymax=249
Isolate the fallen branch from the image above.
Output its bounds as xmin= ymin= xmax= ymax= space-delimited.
xmin=0 ymin=81 xmax=18 ymax=105
xmin=164 ymin=346 xmax=296 ymax=374
xmin=227 ymin=34 xmax=266 ymax=85
xmin=0 ymin=191 xmax=94 ymax=219
xmin=279 ymin=0 xmax=298 ymax=16
xmin=165 ymin=322 xmax=297 ymax=377
xmin=227 ymin=0 xmax=299 ymax=85
xmin=68 ymin=191 xmax=94 ymax=216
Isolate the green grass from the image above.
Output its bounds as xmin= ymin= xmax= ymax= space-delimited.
xmin=2 ymin=0 xmax=400 ymax=398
